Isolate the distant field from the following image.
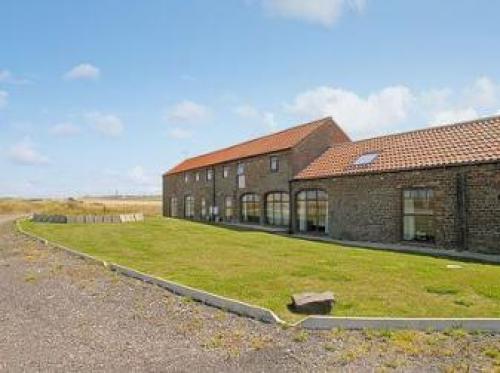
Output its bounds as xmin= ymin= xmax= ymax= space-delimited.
xmin=0 ymin=197 xmax=162 ymax=216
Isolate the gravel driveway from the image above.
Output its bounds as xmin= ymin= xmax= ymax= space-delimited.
xmin=0 ymin=216 xmax=498 ymax=372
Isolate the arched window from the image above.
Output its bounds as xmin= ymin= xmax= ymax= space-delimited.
xmin=296 ymin=190 xmax=328 ymax=233
xmin=240 ymin=193 xmax=260 ymax=223
xmin=265 ymin=192 xmax=289 ymax=226
xmin=184 ymin=195 xmax=194 ymax=218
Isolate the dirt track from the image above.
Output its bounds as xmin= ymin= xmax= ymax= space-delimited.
xmin=0 ymin=216 xmax=498 ymax=372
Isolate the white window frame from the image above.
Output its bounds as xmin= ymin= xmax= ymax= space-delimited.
xmin=238 ymin=174 xmax=246 ymax=189
xmin=201 ymin=197 xmax=206 ymax=218
xmin=237 ymin=163 xmax=244 ymax=175
xmin=270 ymin=156 xmax=279 ymax=172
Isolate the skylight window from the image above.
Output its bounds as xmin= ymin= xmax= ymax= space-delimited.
xmin=353 ymin=152 xmax=378 ymax=166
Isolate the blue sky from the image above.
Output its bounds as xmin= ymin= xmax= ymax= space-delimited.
xmin=1 ymin=0 xmax=499 ymax=197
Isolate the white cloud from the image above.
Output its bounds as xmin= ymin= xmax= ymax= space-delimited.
xmin=286 ymin=85 xmax=413 ymax=137
xmin=7 ymin=139 xmax=49 ymax=166
xmin=234 ymin=104 xmax=260 ymax=118
xmin=262 ymin=0 xmax=366 ymax=27
xmin=0 ymin=69 xmax=31 ymax=84
xmin=263 ymin=112 xmax=278 ymax=130
xmin=126 ymin=166 xmax=160 ymax=193
xmin=49 ymin=122 xmax=81 ymax=137
xmin=0 ymin=90 xmax=7 ymax=109
xmin=285 ymin=77 xmax=499 ymax=137
xmin=64 ymin=63 xmax=100 ymax=80
xmin=234 ymin=104 xmax=279 ymax=131
xmin=0 ymin=70 xmax=12 ymax=82
xmin=166 ymin=100 xmax=211 ymax=124
xmin=464 ymin=76 xmax=497 ymax=109
xmin=419 ymin=88 xmax=453 ymax=113
xmin=421 ymin=76 xmax=499 ymax=126
xmin=168 ymin=127 xmax=192 ymax=140
xmin=128 ymin=166 xmax=155 ymax=186
xmin=431 ymin=108 xmax=479 ymax=126
xmin=86 ymin=112 xmax=124 ymax=136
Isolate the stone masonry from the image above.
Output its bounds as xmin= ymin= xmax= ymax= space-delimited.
xmin=163 ymin=120 xmax=337 ymax=225
xmin=163 ymin=116 xmax=500 ymax=255
xmin=290 ymin=162 xmax=500 ymax=254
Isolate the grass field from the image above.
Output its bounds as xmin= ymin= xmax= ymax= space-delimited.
xmin=21 ymin=217 xmax=500 ymax=322
xmin=0 ymin=197 xmax=161 ymax=216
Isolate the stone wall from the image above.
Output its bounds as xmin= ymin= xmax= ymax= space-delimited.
xmin=290 ymin=162 xmax=500 ymax=254
xmin=465 ymin=164 xmax=500 ymax=253
xmin=162 ymin=120 xmax=350 ymax=224
xmin=290 ymin=121 xmax=348 ymax=176
xmin=163 ymin=150 xmax=292 ymax=224
xmin=32 ymin=213 xmax=144 ymax=224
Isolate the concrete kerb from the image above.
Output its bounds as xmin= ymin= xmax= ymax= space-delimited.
xmin=15 ymin=217 xmax=282 ymax=325
xmin=14 ymin=217 xmax=500 ymax=332
xmin=109 ymin=263 xmax=282 ymax=324
xmin=296 ymin=316 xmax=500 ymax=332
xmin=16 ymin=218 xmax=106 ymax=267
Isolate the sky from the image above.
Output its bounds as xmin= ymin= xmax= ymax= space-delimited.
xmin=1 ymin=0 xmax=500 ymax=197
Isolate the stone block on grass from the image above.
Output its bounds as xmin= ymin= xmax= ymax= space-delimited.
xmin=290 ymin=292 xmax=335 ymax=315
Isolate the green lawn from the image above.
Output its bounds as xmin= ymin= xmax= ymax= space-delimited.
xmin=21 ymin=217 xmax=500 ymax=322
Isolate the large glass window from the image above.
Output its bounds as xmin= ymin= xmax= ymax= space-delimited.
xmin=206 ymin=169 xmax=213 ymax=181
xmin=184 ymin=195 xmax=194 ymax=218
xmin=223 ymin=166 xmax=229 ymax=178
xmin=225 ymin=196 xmax=233 ymax=221
xmin=403 ymin=189 xmax=434 ymax=242
xmin=241 ymin=193 xmax=260 ymax=223
xmin=201 ymin=197 xmax=206 ymax=219
xmin=296 ymin=190 xmax=328 ymax=233
xmin=170 ymin=197 xmax=178 ymax=217
xmin=265 ymin=192 xmax=289 ymax=226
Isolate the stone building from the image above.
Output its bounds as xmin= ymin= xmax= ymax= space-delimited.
xmin=163 ymin=115 xmax=500 ymax=254
xmin=163 ymin=117 xmax=349 ymax=227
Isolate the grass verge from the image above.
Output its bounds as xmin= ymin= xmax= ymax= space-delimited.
xmin=20 ymin=217 xmax=500 ymax=322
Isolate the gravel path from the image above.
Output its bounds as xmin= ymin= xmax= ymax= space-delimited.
xmin=0 ymin=216 xmax=498 ymax=372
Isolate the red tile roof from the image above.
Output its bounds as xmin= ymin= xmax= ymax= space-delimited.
xmin=295 ymin=115 xmax=500 ymax=180
xmin=165 ymin=117 xmax=350 ymax=175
